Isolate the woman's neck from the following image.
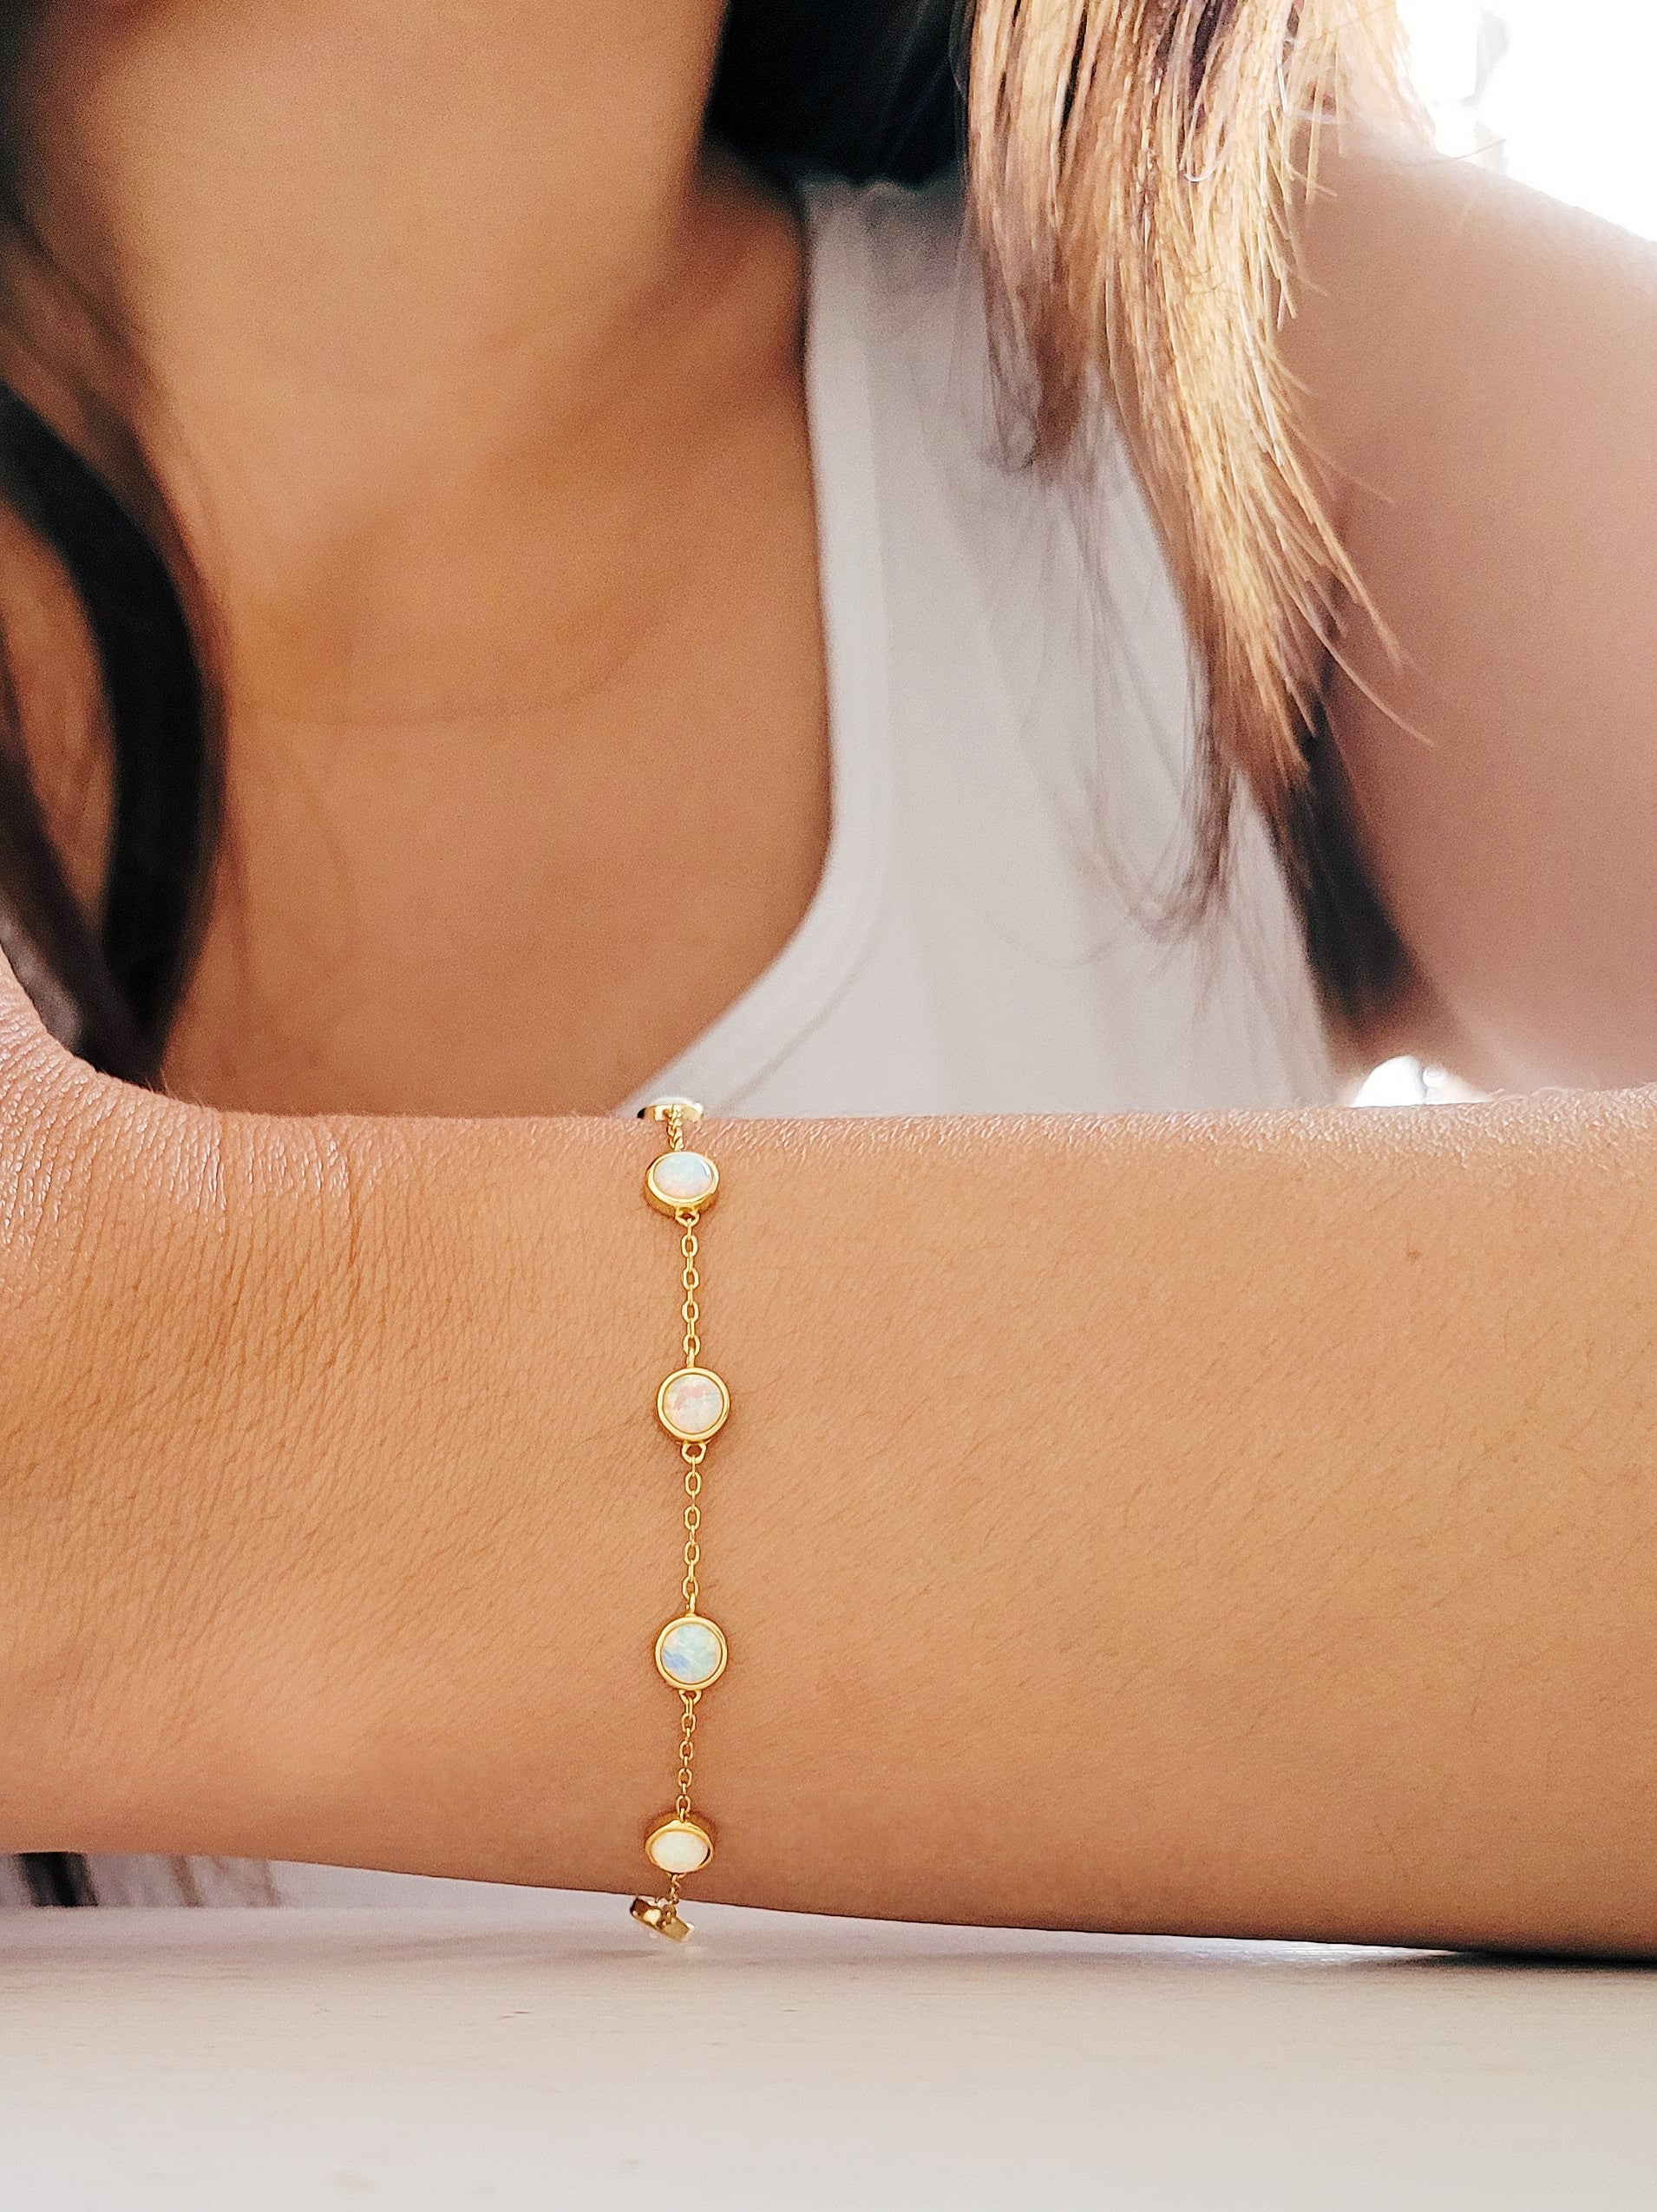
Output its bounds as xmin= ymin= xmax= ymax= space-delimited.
xmin=6 ymin=2 xmax=830 ymax=1125
xmin=10 ymin=0 xmax=779 ymax=720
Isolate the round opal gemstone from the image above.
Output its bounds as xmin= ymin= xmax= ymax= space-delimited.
xmin=646 ymin=1150 xmax=719 ymax=1214
xmin=658 ymin=1368 xmax=730 ymax=1442
xmin=646 ymin=1818 xmax=714 ymax=1876
xmin=656 ymin=1615 xmax=728 ymax=1690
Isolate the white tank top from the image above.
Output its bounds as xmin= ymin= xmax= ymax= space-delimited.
xmin=14 ymin=174 xmax=1336 ymax=1913
xmin=613 ymin=174 xmax=1337 ymax=1125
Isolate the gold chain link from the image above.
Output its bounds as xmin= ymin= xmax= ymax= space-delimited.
xmin=681 ymin=1448 xmax=704 ymax=1613
xmin=675 ymin=1690 xmax=698 ymax=1820
xmin=680 ymin=1223 xmax=702 ymax=1368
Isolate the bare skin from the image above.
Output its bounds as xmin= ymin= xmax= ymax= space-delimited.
xmin=1291 ymin=137 xmax=1657 ymax=1091
xmin=1 ymin=2 xmax=1655 ymax=1946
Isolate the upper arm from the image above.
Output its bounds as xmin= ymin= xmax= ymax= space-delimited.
xmin=1287 ymin=136 xmax=1657 ymax=1091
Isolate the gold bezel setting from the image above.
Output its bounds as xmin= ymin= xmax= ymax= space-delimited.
xmin=657 ymin=1366 xmax=730 ymax=1444
xmin=645 ymin=1150 xmax=720 ymax=1217
xmin=645 ymin=1816 xmax=715 ymax=1877
xmin=655 ymin=1613 xmax=729 ymax=1691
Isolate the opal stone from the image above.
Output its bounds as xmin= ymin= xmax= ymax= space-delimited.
xmin=658 ymin=1368 xmax=730 ymax=1442
xmin=657 ymin=1615 xmax=728 ymax=1690
xmin=646 ymin=1818 xmax=714 ymax=1876
xmin=646 ymin=1150 xmax=719 ymax=1213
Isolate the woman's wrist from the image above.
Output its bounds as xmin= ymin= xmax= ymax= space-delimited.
xmin=8 ymin=1088 xmax=1657 ymax=1952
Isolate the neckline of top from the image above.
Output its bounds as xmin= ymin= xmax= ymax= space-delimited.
xmin=613 ymin=178 xmax=895 ymax=1121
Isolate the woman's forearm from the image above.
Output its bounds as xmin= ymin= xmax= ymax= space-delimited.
xmin=3 ymin=1016 xmax=1654 ymax=1949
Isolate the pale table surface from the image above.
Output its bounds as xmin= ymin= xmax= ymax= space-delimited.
xmin=2 ymin=1894 xmax=1654 ymax=2209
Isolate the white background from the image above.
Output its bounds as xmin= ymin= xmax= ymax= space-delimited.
xmin=1399 ymin=0 xmax=1657 ymax=235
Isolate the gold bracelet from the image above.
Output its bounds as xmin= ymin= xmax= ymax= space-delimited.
xmin=630 ymin=1097 xmax=728 ymax=1943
